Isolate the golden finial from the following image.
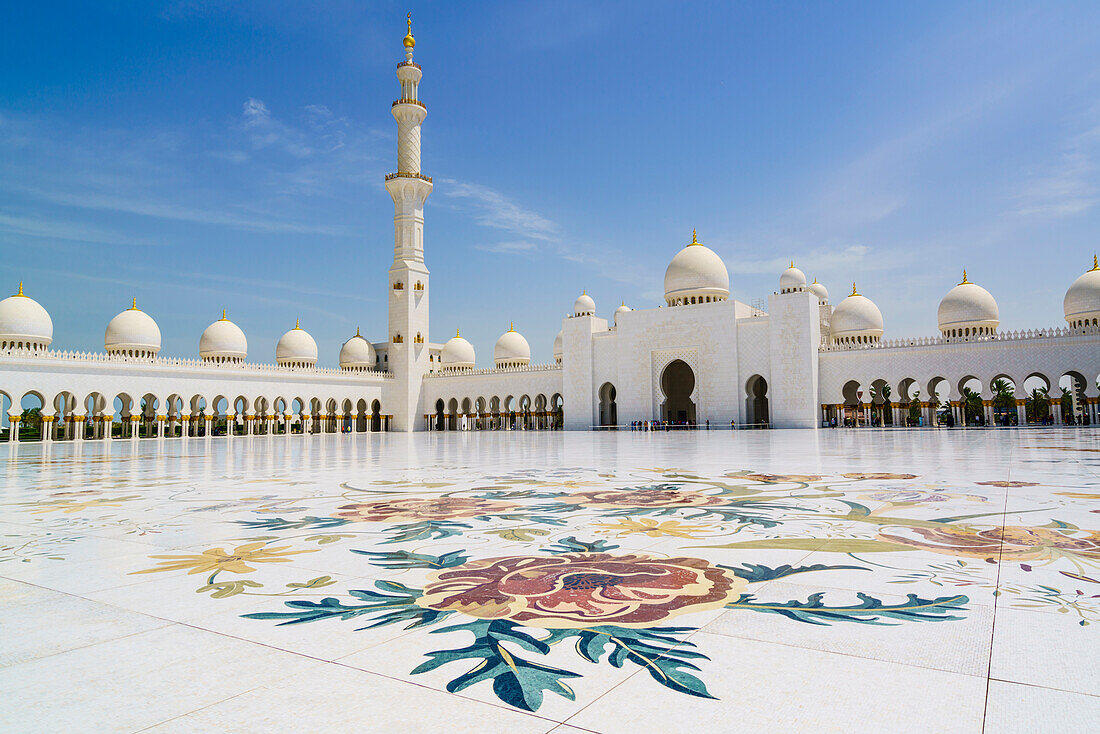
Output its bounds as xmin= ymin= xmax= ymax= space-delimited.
xmin=455 ymin=327 xmax=460 ymax=338
xmin=509 ymin=322 xmax=514 ymax=332
xmin=790 ymin=260 xmax=795 ymax=268
xmin=130 ymin=297 xmax=138 ymax=310
xmin=851 ymin=282 xmax=859 ymax=297
xmin=355 ymin=326 xmax=361 ymax=337
xmin=690 ymin=228 xmax=699 ymax=246
xmin=1092 ymin=254 xmax=1099 ymax=272
xmin=959 ymin=269 xmax=969 ymax=285
xmin=15 ymin=281 xmax=23 ymax=297
xmin=403 ymin=12 xmax=415 ymax=48
xmin=221 ymin=308 xmax=227 ymax=320
xmin=621 ymin=300 xmax=626 ymax=306
xmin=295 ymin=318 xmax=300 ymax=329
xmin=812 ymin=277 xmax=818 ymax=284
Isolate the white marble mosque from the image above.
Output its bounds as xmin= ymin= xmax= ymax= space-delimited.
xmin=2 ymin=20 xmax=1099 ymax=441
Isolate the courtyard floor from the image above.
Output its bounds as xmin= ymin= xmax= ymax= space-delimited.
xmin=0 ymin=428 xmax=1097 ymax=732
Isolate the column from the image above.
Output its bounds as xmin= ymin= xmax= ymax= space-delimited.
xmin=862 ymin=403 xmax=871 ymax=427
xmin=1052 ymin=401 xmax=1063 ymax=426
xmin=8 ymin=417 xmax=19 ymax=443
xmin=103 ymin=415 xmax=113 ymax=440
xmin=983 ymin=402 xmax=993 ymax=426
xmin=157 ymin=415 xmax=165 ymax=438
xmin=41 ymin=415 xmax=53 ymax=442
xmin=1016 ymin=399 xmax=1027 ymax=426
xmin=73 ymin=414 xmax=84 ymax=441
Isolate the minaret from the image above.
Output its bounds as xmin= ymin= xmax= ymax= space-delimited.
xmin=385 ymin=13 xmax=432 ymax=431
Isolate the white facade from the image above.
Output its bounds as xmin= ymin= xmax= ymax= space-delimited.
xmin=2 ymin=23 xmax=1099 ymax=440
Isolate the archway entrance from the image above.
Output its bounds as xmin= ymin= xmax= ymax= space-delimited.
xmin=745 ymin=375 xmax=769 ymax=426
xmin=660 ymin=359 xmax=696 ymax=423
xmin=434 ymin=399 xmax=445 ymax=431
xmin=598 ymin=383 xmax=617 ymax=427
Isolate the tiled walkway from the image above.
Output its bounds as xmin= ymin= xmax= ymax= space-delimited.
xmin=1 ymin=429 xmax=1097 ymax=732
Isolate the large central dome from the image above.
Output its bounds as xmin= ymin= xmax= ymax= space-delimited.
xmin=663 ymin=230 xmax=729 ymax=306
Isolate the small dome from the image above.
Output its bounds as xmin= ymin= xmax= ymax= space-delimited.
xmin=830 ymin=284 xmax=884 ymax=344
xmin=105 ymin=299 xmax=161 ymax=356
xmin=276 ymin=320 xmax=317 ymax=367
xmin=199 ymin=310 xmax=247 ymax=363
xmin=779 ymin=263 xmax=807 ymax=293
xmin=339 ymin=329 xmax=376 ymax=370
xmin=1064 ymin=256 xmax=1100 ymax=328
xmin=573 ymin=291 xmax=595 ymax=317
xmin=441 ymin=329 xmax=476 ymax=370
xmin=664 ymin=230 xmax=730 ymax=306
xmin=808 ymin=278 xmax=829 ymax=304
xmin=938 ymin=271 xmax=999 ymax=336
xmin=614 ymin=302 xmax=632 ymax=327
xmin=0 ymin=283 xmax=52 ymax=350
xmin=553 ymin=330 xmax=563 ymax=363
xmin=494 ymin=324 xmax=531 ymax=367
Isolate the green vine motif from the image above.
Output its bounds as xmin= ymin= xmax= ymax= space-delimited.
xmin=725 ymin=592 xmax=969 ymax=625
xmin=236 ymin=516 xmax=352 ymax=532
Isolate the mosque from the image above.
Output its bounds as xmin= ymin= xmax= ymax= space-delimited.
xmin=1 ymin=20 xmax=1099 ymax=440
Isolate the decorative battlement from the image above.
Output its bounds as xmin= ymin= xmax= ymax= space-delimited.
xmin=392 ymin=98 xmax=426 ymax=110
xmin=424 ymin=363 xmax=562 ymax=379
xmin=397 ymin=61 xmax=422 ymax=70
xmin=385 ymin=172 xmax=432 ymax=183
xmin=0 ymin=347 xmax=394 ymax=378
xmin=820 ymin=324 xmax=1099 ymax=352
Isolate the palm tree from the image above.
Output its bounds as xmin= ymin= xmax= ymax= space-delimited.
xmin=907 ymin=389 xmax=923 ymax=426
xmin=991 ymin=379 xmax=1016 ymax=425
xmin=1026 ymin=387 xmax=1050 ymax=424
xmin=962 ymin=387 xmax=984 ymax=426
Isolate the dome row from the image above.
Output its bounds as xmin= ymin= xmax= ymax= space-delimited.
xmin=439 ymin=325 xmax=533 ymax=371
xmin=0 ymin=293 xmax=377 ymax=370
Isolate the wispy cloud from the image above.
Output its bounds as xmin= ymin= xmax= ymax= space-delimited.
xmin=440 ymin=179 xmax=557 ymax=242
xmin=0 ymin=211 xmax=161 ymax=246
xmin=1014 ymin=123 xmax=1100 ymax=217
xmin=723 ymin=245 xmax=873 ymax=275
xmin=473 ymin=240 xmax=539 ymax=254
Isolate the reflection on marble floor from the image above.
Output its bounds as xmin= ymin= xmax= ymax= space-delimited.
xmin=1 ymin=430 xmax=1098 ymax=732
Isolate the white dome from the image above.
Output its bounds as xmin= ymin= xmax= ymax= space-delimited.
xmin=1064 ymin=257 xmax=1100 ymax=327
xmin=339 ymin=330 xmax=376 ymax=370
xmin=105 ymin=300 xmax=161 ymax=356
xmin=808 ymin=279 xmax=829 ymax=304
xmin=663 ymin=230 xmax=730 ymax=306
xmin=830 ymin=285 xmax=884 ymax=343
xmin=199 ymin=311 xmax=247 ymax=362
xmin=614 ymin=302 xmax=632 ymax=327
xmin=0 ymin=283 xmax=52 ymax=350
xmin=276 ymin=321 xmax=317 ymax=367
xmin=553 ymin=329 xmax=563 ymax=363
xmin=573 ymin=291 xmax=595 ymax=317
xmin=441 ymin=330 xmax=476 ymax=370
xmin=938 ymin=273 xmax=999 ymax=335
xmin=779 ymin=264 xmax=807 ymax=293
xmin=494 ymin=325 xmax=531 ymax=367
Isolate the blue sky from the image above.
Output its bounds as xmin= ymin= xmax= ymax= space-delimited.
xmin=2 ymin=1 xmax=1100 ymax=367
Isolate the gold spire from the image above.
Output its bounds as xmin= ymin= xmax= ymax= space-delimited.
xmin=689 ymin=228 xmax=699 ymax=246
xmin=15 ymin=281 xmax=23 ymax=297
xmin=790 ymin=260 xmax=795 ymax=268
xmin=294 ymin=318 xmax=300 ymax=329
xmin=220 ymin=308 xmax=227 ymax=320
xmin=509 ymin=322 xmax=515 ymax=332
xmin=355 ymin=326 xmax=361 ymax=337
xmin=812 ymin=277 xmax=818 ymax=284
xmin=851 ymin=282 xmax=859 ymax=297
xmin=959 ymin=269 xmax=969 ymax=285
xmin=403 ymin=12 xmax=415 ymax=48
xmin=621 ymin=300 xmax=626 ymax=306
xmin=1092 ymin=254 xmax=1099 ymax=272
xmin=455 ymin=327 xmax=460 ymax=338
xmin=130 ymin=297 xmax=138 ymax=310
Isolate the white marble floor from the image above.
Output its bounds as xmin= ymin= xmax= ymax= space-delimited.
xmin=0 ymin=429 xmax=1097 ymax=732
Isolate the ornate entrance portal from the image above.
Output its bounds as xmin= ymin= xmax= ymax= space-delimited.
xmin=660 ymin=359 xmax=696 ymax=423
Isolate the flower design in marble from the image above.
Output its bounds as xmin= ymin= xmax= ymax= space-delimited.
xmin=593 ymin=517 xmax=712 ymax=538
xmin=559 ymin=487 xmax=726 ymax=509
xmin=416 ymin=552 xmax=743 ymax=628
xmin=975 ymin=481 xmax=1039 ymax=487
xmin=842 ymin=473 xmax=918 ymax=480
xmin=333 ymin=497 xmax=520 ymax=523
xmin=877 ymin=525 xmax=1100 ymax=565
xmin=131 ymin=541 xmax=317 ymax=575
xmin=739 ymin=473 xmax=822 ymax=484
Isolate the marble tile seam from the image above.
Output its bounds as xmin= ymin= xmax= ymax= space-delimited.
xmin=132 ymin=688 xmax=260 ymax=734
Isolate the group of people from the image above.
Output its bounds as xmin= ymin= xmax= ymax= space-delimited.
xmin=628 ymin=419 xmax=708 ymax=431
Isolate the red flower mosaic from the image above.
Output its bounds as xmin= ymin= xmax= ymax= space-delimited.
xmin=975 ymin=481 xmax=1039 ymax=488
xmin=417 ymin=552 xmax=743 ymax=628
xmin=334 ymin=497 xmax=519 ymax=523
xmin=878 ymin=525 xmax=1100 ymax=563
xmin=558 ymin=488 xmax=727 ymax=509
xmin=843 ymin=473 xmax=918 ymax=480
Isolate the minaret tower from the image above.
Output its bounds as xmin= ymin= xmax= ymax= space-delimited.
xmin=385 ymin=13 xmax=432 ymax=431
